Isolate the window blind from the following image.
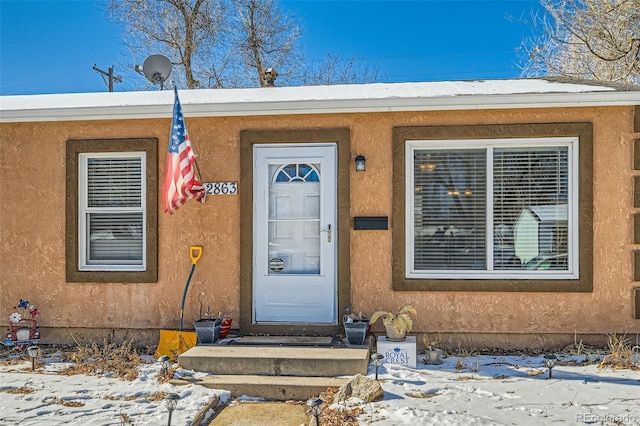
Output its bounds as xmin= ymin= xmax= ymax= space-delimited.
xmin=412 ymin=144 xmax=570 ymax=274
xmin=87 ymin=158 xmax=142 ymax=208
xmin=493 ymin=147 xmax=568 ymax=270
xmin=413 ymin=149 xmax=487 ymax=270
xmin=85 ymin=157 xmax=144 ymax=266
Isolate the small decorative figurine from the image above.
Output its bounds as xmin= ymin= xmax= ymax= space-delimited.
xmin=5 ymin=298 xmax=40 ymax=346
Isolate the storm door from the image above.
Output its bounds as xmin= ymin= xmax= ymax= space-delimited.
xmin=253 ymin=144 xmax=337 ymax=323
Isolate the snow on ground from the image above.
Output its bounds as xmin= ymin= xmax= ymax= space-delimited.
xmin=1 ymin=347 xmax=639 ymax=425
xmin=0 ymin=350 xmax=230 ymax=425
xmin=367 ymin=353 xmax=640 ymax=425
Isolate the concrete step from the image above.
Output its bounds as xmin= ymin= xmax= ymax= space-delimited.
xmin=177 ymin=345 xmax=370 ymax=377
xmin=171 ymin=374 xmax=349 ymax=401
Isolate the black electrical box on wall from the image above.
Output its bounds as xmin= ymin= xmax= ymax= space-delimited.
xmin=353 ymin=216 xmax=388 ymax=230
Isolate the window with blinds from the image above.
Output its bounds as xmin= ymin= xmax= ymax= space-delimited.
xmin=407 ymin=138 xmax=577 ymax=279
xmin=78 ymin=153 xmax=146 ymax=270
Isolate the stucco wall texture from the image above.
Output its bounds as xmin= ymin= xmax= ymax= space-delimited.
xmin=1 ymin=106 xmax=638 ymax=346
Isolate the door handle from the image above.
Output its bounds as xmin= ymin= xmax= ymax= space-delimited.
xmin=321 ymin=224 xmax=332 ymax=242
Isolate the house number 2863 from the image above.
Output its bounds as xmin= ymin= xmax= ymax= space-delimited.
xmin=204 ymin=182 xmax=238 ymax=195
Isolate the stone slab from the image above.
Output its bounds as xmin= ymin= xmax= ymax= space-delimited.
xmin=178 ymin=345 xmax=370 ymax=376
xmin=171 ymin=374 xmax=348 ymax=400
xmin=210 ymin=402 xmax=310 ymax=426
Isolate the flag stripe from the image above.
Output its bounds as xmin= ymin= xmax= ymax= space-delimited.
xmin=162 ymin=88 xmax=205 ymax=214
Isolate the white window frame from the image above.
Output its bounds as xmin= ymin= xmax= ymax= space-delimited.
xmin=406 ymin=137 xmax=579 ymax=280
xmin=78 ymin=152 xmax=147 ymax=271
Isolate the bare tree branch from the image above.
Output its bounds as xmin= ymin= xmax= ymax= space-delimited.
xmin=231 ymin=0 xmax=303 ymax=86
xmin=299 ymin=53 xmax=380 ymax=86
xmin=520 ymin=0 xmax=640 ymax=85
xmin=107 ymin=0 xmax=379 ymax=89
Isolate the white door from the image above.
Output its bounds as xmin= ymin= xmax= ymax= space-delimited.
xmin=253 ymin=144 xmax=337 ymax=323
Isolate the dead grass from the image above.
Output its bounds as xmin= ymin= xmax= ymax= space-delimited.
xmin=452 ymin=347 xmax=480 ymax=372
xmin=127 ymin=392 xmax=168 ymax=402
xmin=102 ymin=391 xmax=168 ymax=403
xmin=1 ymin=386 xmax=35 ymax=394
xmin=0 ymin=358 xmax=29 ymax=367
xmin=146 ymin=391 xmax=168 ymax=402
xmin=120 ymin=412 xmax=135 ymax=425
xmin=457 ymin=375 xmax=482 ymax=381
xmin=407 ymin=390 xmax=438 ymax=399
xmin=599 ymin=334 xmax=640 ymax=371
xmin=62 ymin=338 xmax=143 ymax=380
xmin=560 ymin=332 xmax=604 ymax=365
xmin=44 ymin=397 xmax=86 ymax=407
xmin=157 ymin=366 xmax=178 ymax=383
xmin=315 ymin=387 xmax=365 ymax=426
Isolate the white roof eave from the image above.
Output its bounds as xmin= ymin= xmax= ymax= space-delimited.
xmin=1 ymin=81 xmax=639 ymax=123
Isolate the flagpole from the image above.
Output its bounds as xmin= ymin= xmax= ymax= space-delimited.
xmin=177 ymin=83 xmax=206 ymax=201
xmin=193 ymin=154 xmax=206 ymax=201
xmin=171 ymin=82 xmax=206 ymax=188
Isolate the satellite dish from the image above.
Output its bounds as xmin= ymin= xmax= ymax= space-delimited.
xmin=142 ymin=55 xmax=172 ymax=87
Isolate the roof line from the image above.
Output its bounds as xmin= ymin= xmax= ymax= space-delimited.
xmin=1 ymin=80 xmax=639 ymax=123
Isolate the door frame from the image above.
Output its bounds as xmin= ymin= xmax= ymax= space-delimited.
xmin=240 ymin=129 xmax=351 ymax=335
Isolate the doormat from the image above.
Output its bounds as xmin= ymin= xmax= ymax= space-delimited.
xmin=227 ymin=335 xmax=340 ymax=347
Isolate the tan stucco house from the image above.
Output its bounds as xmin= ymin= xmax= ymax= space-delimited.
xmin=2 ymin=78 xmax=640 ymax=349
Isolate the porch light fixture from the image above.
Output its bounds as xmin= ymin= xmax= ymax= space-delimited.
xmin=165 ymin=393 xmax=180 ymax=426
xmin=306 ymin=396 xmax=323 ymax=425
xmin=26 ymin=345 xmax=38 ymax=371
xmin=372 ymin=352 xmax=384 ymax=380
xmin=355 ymin=155 xmax=366 ymax=172
xmin=544 ymin=354 xmax=557 ymax=379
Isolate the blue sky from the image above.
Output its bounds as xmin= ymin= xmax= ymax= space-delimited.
xmin=0 ymin=0 xmax=543 ymax=96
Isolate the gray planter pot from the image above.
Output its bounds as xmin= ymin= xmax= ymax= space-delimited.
xmin=424 ymin=349 xmax=443 ymax=365
xmin=193 ymin=319 xmax=221 ymax=344
xmin=343 ymin=321 xmax=369 ymax=345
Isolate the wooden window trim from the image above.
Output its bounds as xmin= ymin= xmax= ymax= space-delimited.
xmin=66 ymin=138 xmax=158 ymax=283
xmin=392 ymin=123 xmax=593 ymax=292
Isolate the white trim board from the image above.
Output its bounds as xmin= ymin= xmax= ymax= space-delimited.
xmin=1 ymin=79 xmax=639 ymax=123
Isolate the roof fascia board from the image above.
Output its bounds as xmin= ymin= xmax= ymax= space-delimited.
xmin=1 ymin=90 xmax=639 ymax=123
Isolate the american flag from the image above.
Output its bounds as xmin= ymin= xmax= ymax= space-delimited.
xmin=162 ymin=87 xmax=206 ymax=214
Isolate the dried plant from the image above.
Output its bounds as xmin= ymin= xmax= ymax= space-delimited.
xmin=63 ymin=338 xmax=143 ymax=380
xmin=422 ymin=333 xmax=442 ymax=350
xmin=342 ymin=304 xmax=368 ymax=322
xmin=315 ymin=387 xmax=364 ymax=426
xmin=120 ymin=412 xmax=135 ymax=425
xmin=370 ymin=305 xmax=417 ymax=334
xmin=599 ymin=333 xmax=640 ymax=370
xmin=157 ymin=366 xmax=177 ymax=384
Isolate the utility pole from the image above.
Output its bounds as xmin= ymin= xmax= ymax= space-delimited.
xmin=93 ymin=64 xmax=122 ymax=92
